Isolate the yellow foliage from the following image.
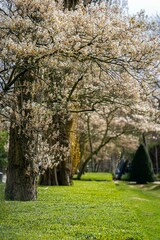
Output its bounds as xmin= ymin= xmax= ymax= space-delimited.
xmin=68 ymin=114 xmax=81 ymax=175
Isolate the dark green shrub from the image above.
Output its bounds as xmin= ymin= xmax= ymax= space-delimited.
xmin=130 ymin=144 xmax=155 ymax=184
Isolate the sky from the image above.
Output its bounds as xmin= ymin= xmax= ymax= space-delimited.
xmin=128 ymin=0 xmax=160 ymax=16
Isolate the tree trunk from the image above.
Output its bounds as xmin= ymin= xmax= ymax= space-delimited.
xmin=77 ymin=144 xmax=103 ymax=179
xmin=155 ymin=146 xmax=159 ymax=175
xmin=5 ymin=125 xmax=37 ymax=201
xmin=58 ymin=161 xmax=71 ymax=185
xmin=5 ymin=72 xmax=38 ymax=201
xmin=39 ymin=162 xmax=72 ymax=186
xmin=39 ymin=112 xmax=73 ymax=186
xmin=39 ymin=166 xmax=59 ymax=186
xmin=77 ymin=160 xmax=88 ymax=180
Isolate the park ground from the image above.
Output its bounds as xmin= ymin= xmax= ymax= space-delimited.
xmin=0 ymin=173 xmax=160 ymax=240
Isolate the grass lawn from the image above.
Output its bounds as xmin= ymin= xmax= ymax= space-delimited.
xmin=0 ymin=173 xmax=160 ymax=240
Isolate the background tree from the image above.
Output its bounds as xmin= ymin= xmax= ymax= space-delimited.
xmin=76 ymin=94 xmax=160 ymax=179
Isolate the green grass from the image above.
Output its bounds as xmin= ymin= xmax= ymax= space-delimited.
xmin=116 ymin=181 xmax=160 ymax=240
xmin=0 ymin=173 xmax=160 ymax=240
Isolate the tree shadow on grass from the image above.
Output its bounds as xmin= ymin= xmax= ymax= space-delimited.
xmin=128 ymin=181 xmax=160 ymax=191
xmin=74 ymin=178 xmax=112 ymax=182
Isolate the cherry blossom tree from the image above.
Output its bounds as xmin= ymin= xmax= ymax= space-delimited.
xmin=76 ymin=93 xmax=160 ymax=179
xmin=0 ymin=0 xmax=159 ymax=200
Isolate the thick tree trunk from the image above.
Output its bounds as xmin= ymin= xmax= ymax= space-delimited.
xmin=58 ymin=161 xmax=72 ymax=185
xmin=5 ymin=72 xmax=38 ymax=201
xmin=39 ymin=112 xmax=72 ymax=186
xmin=5 ymin=125 xmax=37 ymax=201
xmin=56 ymin=114 xmax=72 ymax=185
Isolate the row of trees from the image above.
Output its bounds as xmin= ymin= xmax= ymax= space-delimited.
xmin=0 ymin=0 xmax=160 ymax=200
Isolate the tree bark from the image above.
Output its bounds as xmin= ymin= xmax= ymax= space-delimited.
xmin=39 ymin=161 xmax=72 ymax=186
xmin=58 ymin=161 xmax=72 ymax=185
xmin=39 ymin=112 xmax=73 ymax=186
xmin=155 ymin=146 xmax=159 ymax=175
xmin=5 ymin=72 xmax=38 ymax=201
xmin=39 ymin=166 xmax=59 ymax=186
xmin=77 ymin=157 xmax=90 ymax=180
xmin=5 ymin=125 xmax=37 ymax=201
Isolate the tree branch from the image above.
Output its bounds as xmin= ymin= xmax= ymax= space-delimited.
xmin=67 ymin=75 xmax=84 ymax=102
